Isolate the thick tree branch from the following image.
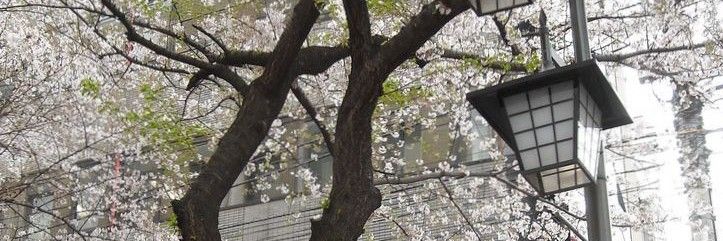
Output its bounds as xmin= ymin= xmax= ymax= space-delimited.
xmin=100 ymin=0 xmax=211 ymax=69
xmin=293 ymin=45 xmax=351 ymax=75
xmin=170 ymin=1 xmax=321 ymax=240
xmin=588 ymin=14 xmax=653 ymax=21
xmin=374 ymin=169 xmax=479 ymax=185
xmin=372 ymin=0 xmax=470 ymax=78
xmin=67 ymin=1 xmax=347 ymax=80
xmin=219 ymin=45 xmax=351 ymax=75
xmin=62 ymin=5 xmax=192 ymax=76
xmin=440 ymin=49 xmax=531 ymax=71
xmin=129 ymin=19 xmax=216 ymax=61
xmin=341 ymin=0 xmax=373 ymax=65
xmin=595 ymin=41 xmax=713 ymax=62
xmin=555 ymin=12 xmax=654 ymax=32
xmin=218 ymin=50 xmax=269 ymax=67
xmin=439 ymin=39 xmax=715 ymax=74
xmin=187 ymin=64 xmax=249 ymax=93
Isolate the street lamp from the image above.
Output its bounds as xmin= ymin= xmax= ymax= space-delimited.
xmin=466 ymin=60 xmax=631 ymax=195
xmin=468 ymin=0 xmax=534 ymax=16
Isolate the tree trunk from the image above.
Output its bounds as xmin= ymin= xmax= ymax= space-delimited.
xmin=672 ymin=82 xmax=716 ymax=241
xmin=308 ymin=70 xmax=385 ymax=240
xmin=171 ymin=1 xmax=320 ymax=240
xmin=309 ymin=1 xmax=470 ymax=240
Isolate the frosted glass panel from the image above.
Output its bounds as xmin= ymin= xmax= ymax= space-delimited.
xmin=553 ymin=100 xmax=573 ymax=120
xmin=532 ymin=107 xmax=552 ymax=126
xmin=577 ymin=84 xmax=603 ymax=181
xmin=559 ymin=170 xmax=576 ymax=189
xmin=480 ymin=1 xmax=496 ymax=13
xmin=521 ymin=154 xmax=539 ymax=170
xmin=539 ymin=144 xmax=556 ymax=166
xmin=542 ymin=174 xmax=558 ymax=192
xmin=576 ymin=168 xmax=589 ymax=184
xmin=509 ymin=113 xmax=532 ymax=132
xmin=557 ymin=140 xmax=573 ymax=161
xmin=528 ymin=88 xmax=550 ymax=108
xmin=535 ymin=126 xmax=554 ymax=145
xmin=521 ymin=149 xmax=539 ymax=169
xmin=555 ymin=120 xmax=573 ymax=140
xmin=504 ymin=93 xmax=529 ymax=114
xmin=515 ymin=131 xmax=536 ymax=150
xmin=499 ymin=0 xmax=514 ymax=8
xmin=506 ymin=80 xmax=607 ymax=195
xmin=551 ymin=81 xmax=573 ymax=102
xmin=591 ymin=129 xmax=600 ymax=155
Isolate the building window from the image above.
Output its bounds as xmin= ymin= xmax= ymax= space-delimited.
xmin=222 ymin=152 xmax=298 ymax=207
xmin=27 ymin=194 xmax=53 ymax=240
xmin=402 ymin=123 xmax=451 ymax=173
xmin=463 ymin=114 xmax=495 ymax=163
xmin=304 ymin=147 xmax=332 ymax=188
xmin=73 ymin=191 xmax=102 ymax=231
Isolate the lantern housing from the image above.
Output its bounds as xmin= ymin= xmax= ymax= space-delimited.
xmin=466 ymin=60 xmax=631 ymax=195
xmin=468 ymin=0 xmax=534 ymax=16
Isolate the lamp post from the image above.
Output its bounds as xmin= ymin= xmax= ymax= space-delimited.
xmin=467 ymin=62 xmax=630 ymax=241
xmin=565 ymin=0 xmax=617 ymax=240
xmin=465 ymin=0 xmax=623 ymax=240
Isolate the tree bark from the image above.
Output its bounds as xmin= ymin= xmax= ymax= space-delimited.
xmin=171 ymin=1 xmax=320 ymax=240
xmin=309 ymin=1 xmax=470 ymax=240
xmin=672 ymin=82 xmax=716 ymax=241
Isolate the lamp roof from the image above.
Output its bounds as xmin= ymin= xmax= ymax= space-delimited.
xmin=466 ymin=60 xmax=632 ymax=151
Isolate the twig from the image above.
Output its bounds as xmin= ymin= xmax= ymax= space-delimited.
xmin=193 ymin=24 xmax=229 ymax=53
xmin=551 ymin=211 xmax=588 ymax=241
xmin=291 ymin=81 xmax=335 ymax=158
xmin=491 ymin=16 xmax=521 ymax=55
xmin=376 ymin=212 xmax=409 ymax=237
xmin=438 ymin=178 xmax=483 ymax=240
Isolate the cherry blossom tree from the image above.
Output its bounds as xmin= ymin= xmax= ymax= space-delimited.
xmin=0 ymin=0 xmax=721 ymax=241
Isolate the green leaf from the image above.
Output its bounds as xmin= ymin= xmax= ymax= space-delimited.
xmin=165 ymin=211 xmax=179 ymax=233
xmin=320 ymin=196 xmax=330 ymax=209
xmin=379 ymin=78 xmax=429 ymax=107
xmin=367 ymin=0 xmax=403 ymax=15
xmin=79 ymin=77 xmax=101 ymax=98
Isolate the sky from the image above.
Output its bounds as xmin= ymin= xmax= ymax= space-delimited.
xmin=608 ymin=66 xmax=722 ymax=241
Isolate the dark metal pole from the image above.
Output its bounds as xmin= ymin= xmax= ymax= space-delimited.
xmin=569 ymin=0 xmax=591 ymax=61
xmin=585 ymin=149 xmax=612 ymax=241
xmin=709 ymin=188 xmax=719 ymax=240
xmin=539 ymin=11 xmax=555 ymax=70
xmin=568 ymin=0 xmax=613 ymax=240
